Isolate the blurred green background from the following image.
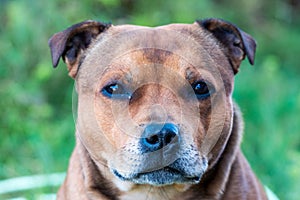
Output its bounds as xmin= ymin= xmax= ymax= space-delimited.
xmin=0 ymin=0 xmax=299 ymax=199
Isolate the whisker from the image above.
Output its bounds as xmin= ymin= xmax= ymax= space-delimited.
xmin=145 ymin=185 xmax=153 ymax=200
xmin=159 ymin=187 xmax=171 ymax=200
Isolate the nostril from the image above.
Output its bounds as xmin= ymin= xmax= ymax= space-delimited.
xmin=146 ymin=134 xmax=160 ymax=145
xmin=165 ymin=132 xmax=176 ymax=145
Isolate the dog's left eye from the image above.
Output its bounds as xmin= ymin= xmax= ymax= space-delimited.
xmin=192 ymin=81 xmax=211 ymax=100
xmin=101 ymin=83 xmax=131 ymax=99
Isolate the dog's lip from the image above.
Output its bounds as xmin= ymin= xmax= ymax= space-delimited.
xmin=137 ymin=167 xmax=180 ymax=178
xmin=112 ymin=166 xmax=201 ymax=184
xmin=137 ymin=167 xmax=198 ymax=179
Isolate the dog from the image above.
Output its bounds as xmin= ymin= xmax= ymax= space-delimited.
xmin=49 ymin=18 xmax=268 ymax=200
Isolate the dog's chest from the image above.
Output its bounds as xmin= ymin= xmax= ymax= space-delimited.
xmin=119 ymin=186 xmax=180 ymax=200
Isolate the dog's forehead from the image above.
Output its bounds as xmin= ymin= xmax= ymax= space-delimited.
xmin=105 ymin=23 xmax=209 ymax=48
xmin=88 ymin=22 xmax=224 ymax=61
xmin=78 ymin=22 xmax=233 ymax=90
xmin=110 ymin=23 xmax=200 ymax=34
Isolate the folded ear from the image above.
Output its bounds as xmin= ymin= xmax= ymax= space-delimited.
xmin=48 ymin=20 xmax=111 ymax=78
xmin=197 ymin=18 xmax=256 ymax=74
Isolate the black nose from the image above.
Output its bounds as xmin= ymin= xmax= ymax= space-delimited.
xmin=141 ymin=123 xmax=180 ymax=152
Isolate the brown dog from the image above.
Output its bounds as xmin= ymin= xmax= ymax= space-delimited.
xmin=49 ymin=18 xmax=267 ymax=200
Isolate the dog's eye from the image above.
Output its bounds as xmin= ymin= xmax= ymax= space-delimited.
xmin=101 ymin=83 xmax=131 ymax=99
xmin=192 ymin=81 xmax=211 ymax=100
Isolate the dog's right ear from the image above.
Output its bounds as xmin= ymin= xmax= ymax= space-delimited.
xmin=48 ymin=20 xmax=111 ymax=78
xmin=197 ymin=18 xmax=256 ymax=74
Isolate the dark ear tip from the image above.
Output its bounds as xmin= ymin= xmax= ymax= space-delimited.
xmin=49 ymin=41 xmax=60 ymax=68
xmin=48 ymin=37 xmax=56 ymax=67
xmin=247 ymin=48 xmax=256 ymax=65
xmin=249 ymin=56 xmax=255 ymax=65
xmin=240 ymin=30 xmax=257 ymax=65
xmin=52 ymin=61 xmax=59 ymax=68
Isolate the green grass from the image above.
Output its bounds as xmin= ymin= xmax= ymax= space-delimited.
xmin=234 ymin=61 xmax=300 ymax=199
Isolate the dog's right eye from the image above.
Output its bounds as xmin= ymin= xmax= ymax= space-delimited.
xmin=191 ymin=81 xmax=213 ymax=100
xmin=101 ymin=83 xmax=131 ymax=99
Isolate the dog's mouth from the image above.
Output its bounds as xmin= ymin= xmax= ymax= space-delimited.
xmin=110 ymin=145 xmax=208 ymax=186
xmin=112 ymin=166 xmax=203 ymax=186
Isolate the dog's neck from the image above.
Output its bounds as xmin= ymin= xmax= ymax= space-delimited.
xmin=75 ymin=105 xmax=243 ymax=200
xmin=192 ymin=104 xmax=243 ymax=199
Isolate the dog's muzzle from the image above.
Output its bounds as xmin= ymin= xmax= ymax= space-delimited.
xmin=111 ymin=123 xmax=208 ymax=186
xmin=112 ymin=157 xmax=207 ymax=186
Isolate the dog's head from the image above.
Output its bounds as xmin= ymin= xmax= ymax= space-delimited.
xmin=49 ymin=18 xmax=256 ymax=189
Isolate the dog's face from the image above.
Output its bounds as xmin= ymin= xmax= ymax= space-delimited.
xmin=49 ymin=19 xmax=255 ymax=189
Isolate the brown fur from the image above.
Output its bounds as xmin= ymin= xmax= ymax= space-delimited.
xmin=49 ymin=18 xmax=267 ymax=200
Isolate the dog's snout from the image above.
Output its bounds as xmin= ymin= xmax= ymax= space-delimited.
xmin=141 ymin=123 xmax=180 ymax=152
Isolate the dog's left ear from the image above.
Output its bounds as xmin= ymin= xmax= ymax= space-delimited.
xmin=48 ymin=20 xmax=110 ymax=78
xmin=197 ymin=18 xmax=256 ymax=74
